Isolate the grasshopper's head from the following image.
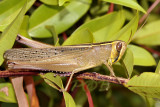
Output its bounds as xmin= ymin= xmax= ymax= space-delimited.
xmin=110 ymin=40 xmax=127 ymax=63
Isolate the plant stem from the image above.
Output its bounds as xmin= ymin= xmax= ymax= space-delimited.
xmin=139 ymin=0 xmax=160 ymax=25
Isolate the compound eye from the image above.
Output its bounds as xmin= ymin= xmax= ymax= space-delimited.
xmin=116 ymin=42 xmax=122 ymax=52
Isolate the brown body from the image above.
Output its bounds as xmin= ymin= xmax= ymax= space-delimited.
xmin=4 ymin=40 xmax=127 ymax=73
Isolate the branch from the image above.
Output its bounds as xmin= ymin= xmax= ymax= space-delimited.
xmin=78 ymin=78 xmax=94 ymax=107
xmin=0 ymin=71 xmax=129 ymax=84
xmin=139 ymin=0 xmax=160 ymax=25
xmin=76 ymin=72 xmax=128 ymax=84
xmin=0 ymin=70 xmax=39 ymax=77
xmin=107 ymin=3 xmax=114 ymax=14
xmin=140 ymin=45 xmax=160 ymax=56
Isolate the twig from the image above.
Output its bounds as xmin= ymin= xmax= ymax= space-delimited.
xmin=140 ymin=45 xmax=160 ymax=56
xmin=34 ymin=1 xmax=42 ymax=7
xmin=76 ymin=72 xmax=128 ymax=84
xmin=0 ymin=71 xmax=129 ymax=84
xmin=107 ymin=3 xmax=114 ymax=14
xmin=62 ymin=32 xmax=68 ymax=40
xmin=78 ymin=78 xmax=94 ymax=107
xmin=139 ymin=0 xmax=160 ymax=25
xmin=24 ymin=76 xmax=39 ymax=107
xmin=0 ymin=70 xmax=39 ymax=77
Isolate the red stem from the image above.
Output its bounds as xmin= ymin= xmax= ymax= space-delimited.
xmin=62 ymin=32 xmax=68 ymax=40
xmin=34 ymin=1 xmax=41 ymax=7
xmin=140 ymin=45 xmax=160 ymax=56
xmin=0 ymin=70 xmax=39 ymax=77
xmin=24 ymin=76 xmax=39 ymax=107
xmin=78 ymin=78 xmax=94 ymax=107
xmin=107 ymin=3 xmax=114 ymax=14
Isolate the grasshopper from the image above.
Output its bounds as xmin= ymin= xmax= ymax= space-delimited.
xmin=4 ymin=38 xmax=127 ymax=91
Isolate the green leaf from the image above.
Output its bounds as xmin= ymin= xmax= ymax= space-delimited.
xmin=113 ymin=62 xmax=127 ymax=77
xmin=111 ymin=12 xmax=139 ymax=43
xmin=127 ymin=72 xmax=160 ymax=99
xmin=155 ymin=60 xmax=160 ymax=74
xmin=41 ymin=73 xmax=64 ymax=91
xmin=129 ymin=45 xmax=156 ymax=66
xmin=45 ymin=25 xmax=60 ymax=46
xmin=133 ymin=20 xmax=160 ymax=46
xmin=28 ymin=0 xmax=92 ymax=38
xmin=59 ymin=0 xmax=70 ymax=6
xmin=0 ymin=2 xmax=26 ymax=65
xmin=19 ymin=15 xmax=31 ymax=39
xmin=69 ymin=10 xmax=125 ymax=43
xmin=120 ymin=48 xmax=134 ymax=78
xmin=143 ymin=97 xmax=155 ymax=107
xmin=74 ymin=89 xmax=87 ymax=107
xmin=0 ymin=0 xmax=35 ymax=31
xmin=63 ymin=91 xmax=76 ymax=107
xmin=0 ymin=83 xmax=17 ymax=103
xmin=90 ymin=2 xmax=109 ymax=16
xmin=102 ymin=0 xmax=146 ymax=13
xmin=123 ymin=9 xmax=135 ymax=20
xmin=63 ymin=28 xmax=94 ymax=45
xmin=113 ymin=13 xmax=139 ymax=76
xmin=37 ymin=80 xmax=59 ymax=107
xmin=140 ymin=0 xmax=149 ymax=11
xmin=40 ymin=0 xmax=58 ymax=5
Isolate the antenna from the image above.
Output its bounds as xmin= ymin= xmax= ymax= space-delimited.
xmin=127 ymin=16 xmax=148 ymax=45
xmin=127 ymin=30 xmax=132 ymax=45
